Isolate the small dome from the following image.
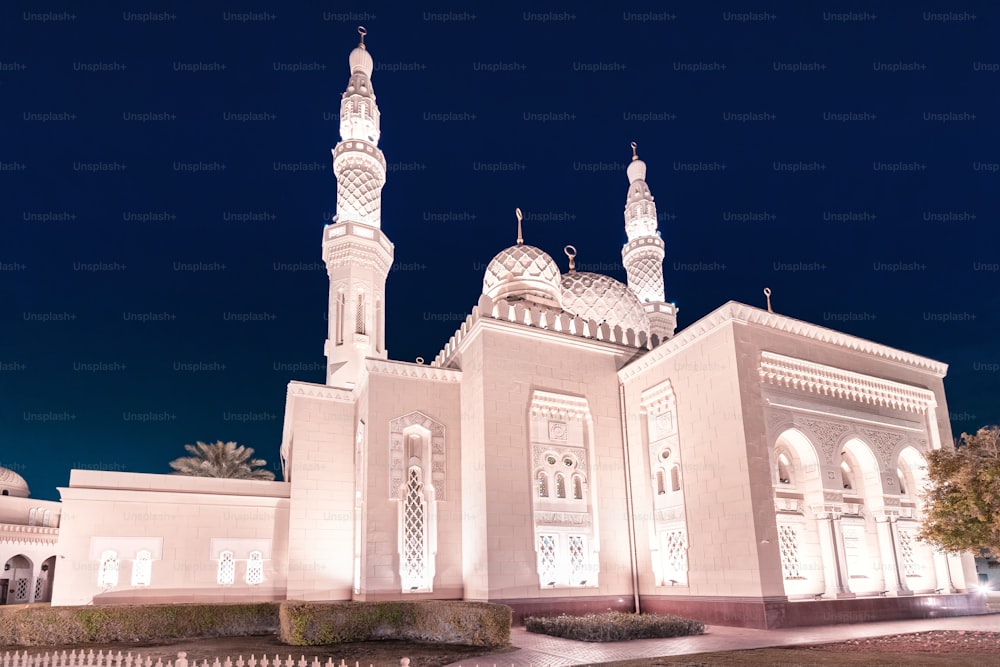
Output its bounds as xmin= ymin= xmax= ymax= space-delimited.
xmin=483 ymin=244 xmax=562 ymax=306
xmin=349 ymin=46 xmax=373 ymax=77
xmin=627 ymin=157 xmax=646 ymax=184
xmin=561 ymin=272 xmax=649 ymax=334
xmin=0 ymin=467 xmax=29 ymax=498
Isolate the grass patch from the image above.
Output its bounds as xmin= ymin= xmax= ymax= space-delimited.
xmin=524 ymin=610 xmax=705 ymax=642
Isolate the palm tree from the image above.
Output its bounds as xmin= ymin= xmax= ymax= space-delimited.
xmin=168 ymin=440 xmax=276 ymax=480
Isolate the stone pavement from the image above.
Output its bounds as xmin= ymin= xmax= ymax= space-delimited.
xmin=445 ymin=612 xmax=1000 ymax=666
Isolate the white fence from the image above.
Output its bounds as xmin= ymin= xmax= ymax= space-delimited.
xmin=0 ymin=652 xmax=412 ymax=667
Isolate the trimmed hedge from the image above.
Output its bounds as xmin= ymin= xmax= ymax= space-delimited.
xmin=279 ymin=600 xmax=511 ymax=647
xmin=0 ymin=603 xmax=280 ymax=646
xmin=524 ymin=611 xmax=705 ymax=642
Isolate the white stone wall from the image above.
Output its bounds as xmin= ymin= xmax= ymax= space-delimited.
xmin=283 ymin=382 xmax=356 ymax=600
xmin=622 ymin=320 xmax=761 ymax=598
xmin=460 ymin=322 xmax=635 ymax=601
xmin=358 ymin=365 xmax=463 ymax=599
xmin=52 ymin=471 xmax=288 ymax=605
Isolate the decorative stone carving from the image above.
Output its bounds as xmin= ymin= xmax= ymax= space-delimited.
xmin=801 ymin=418 xmax=850 ymax=464
xmin=534 ymin=511 xmax=592 ymax=527
xmin=548 ymin=421 xmax=568 ymax=441
xmin=389 ymin=411 xmax=446 ymax=500
xmin=860 ymin=428 xmax=905 ymax=468
xmin=759 ymin=351 xmax=937 ymax=414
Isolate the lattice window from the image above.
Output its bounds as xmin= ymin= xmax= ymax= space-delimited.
xmin=131 ymin=550 xmax=152 ymax=587
xmin=898 ymin=530 xmax=918 ymax=576
xmin=33 ymin=576 xmax=43 ymax=600
xmin=663 ymin=530 xmax=688 ymax=577
xmin=778 ymin=524 xmax=803 ymax=579
xmin=217 ymin=550 xmax=235 ymax=585
xmin=246 ymin=550 xmax=264 ymax=585
xmin=98 ymin=550 xmax=119 ymax=588
xmin=538 ymin=534 xmax=558 ymax=585
xmin=568 ymin=535 xmax=588 ymax=583
xmin=14 ymin=577 xmax=28 ymax=602
xmin=402 ymin=468 xmax=428 ymax=590
xmin=537 ymin=471 xmax=548 ymax=498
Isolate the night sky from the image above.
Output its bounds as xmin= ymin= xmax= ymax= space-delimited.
xmin=4 ymin=3 xmax=999 ymax=501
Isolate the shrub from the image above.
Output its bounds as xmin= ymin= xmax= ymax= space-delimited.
xmin=0 ymin=603 xmax=280 ymax=646
xmin=279 ymin=600 xmax=510 ymax=647
xmin=524 ymin=611 xmax=705 ymax=642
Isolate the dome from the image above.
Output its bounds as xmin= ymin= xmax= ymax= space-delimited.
xmin=560 ymin=272 xmax=650 ymax=334
xmin=0 ymin=466 xmax=29 ymax=498
xmin=349 ymin=46 xmax=373 ymax=77
xmin=483 ymin=244 xmax=562 ymax=307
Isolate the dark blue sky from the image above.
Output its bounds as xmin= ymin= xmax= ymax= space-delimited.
xmin=4 ymin=3 xmax=998 ymax=500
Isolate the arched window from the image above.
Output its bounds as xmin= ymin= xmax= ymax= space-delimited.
xmin=217 ymin=550 xmax=235 ymax=585
xmin=897 ymin=467 xmax=908 ymax=495
xmin=131 ymin=550 xmax=151 ymax=587
xmin=537 ymin=471 xmax=549 ymax=498
xmin=246 ymin=551 xmax=264 ymax=585
xmin=777 ymin=452 xmax=792 ymax=485
xmin=2 ymin=490 xmax=9 ymax=496
xmin=42 ymin=510 xmax=52 ymax=527
xmin=335 ymin=290 xmax=346 ymax=345
xmin=656 ymin=469 xmax=666 ymax=495
xmin=28 ymin=508 xmax=37 ymax=526
xmin=573 ymin=475 xmax=583 ymax=500
xmin=670 ymin=465 xmax=681 ymax=492
xmin=98 ymin=550 xmax=119 ymax=588
xmin=555 ymin=473 xmax=567 ymax=499
xmin=841 ymin=460 xmax=855 ymax=490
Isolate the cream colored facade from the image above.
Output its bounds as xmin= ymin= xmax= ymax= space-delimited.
xmin=12 ymin=31 xmax=983 ymax=627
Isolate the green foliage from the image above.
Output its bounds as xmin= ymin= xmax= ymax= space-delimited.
xmin=919 ymin=426 xmax=1000 ymax=557
xmin=279 ymin=600 xmax=511 ymax=647
xmin=0 ymin=603 xmax=280 ymax=646
xmin=169 ymin=440 xmax=276 ymax=480
xmin=523 ymin=611 xmax=705 ymax=642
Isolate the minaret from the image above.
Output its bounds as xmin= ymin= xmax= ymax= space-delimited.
xmin=323 ymin=27 xmax=393 ymax=388
xmin=622 ymin=142 xmax=677 ymax=341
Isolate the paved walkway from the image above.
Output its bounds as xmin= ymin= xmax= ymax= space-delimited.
xmin=445 ymin=612 xmax=1000 ymax=666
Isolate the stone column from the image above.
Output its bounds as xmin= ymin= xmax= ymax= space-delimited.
xmin=814 ymin=504 xmax=852 ymax=598
xmin=875 ymin=510 xmax=910 ymax=596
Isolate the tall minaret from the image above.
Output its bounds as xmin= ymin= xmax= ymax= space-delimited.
xmin=622 ymin=142 xmax=677 ymax=342
xmin=323 ymin=27 xmax=393 ymax=388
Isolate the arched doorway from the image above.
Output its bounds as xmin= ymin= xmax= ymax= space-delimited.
xmin=2 ymin=555 xmax=34 ymax=604
xmin=772 ymin=429 xmax=826 ymax=598
xmin=34 ymin=556 xmax=56 ymax=603
xmin=839 ymin=439 xmax=885 ymax=595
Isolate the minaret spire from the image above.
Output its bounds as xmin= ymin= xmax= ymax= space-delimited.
xmin=516 ymin=207 xmax=524 ymax=245
xmin=322 ymin=28 xmax=394 ymax=388
xmin=621 ymin=142 xmax=677 ymax=341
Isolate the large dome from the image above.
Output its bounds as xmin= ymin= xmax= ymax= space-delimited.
xmin=483 ymin=244 xmax=562 ymax=307
xmin=560 ymin=272 xmax=650 ymax=334
xmin=0 ymin=466 xmax=29 ymax=498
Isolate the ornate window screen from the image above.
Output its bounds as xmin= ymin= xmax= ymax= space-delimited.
xmin=98 ymin=550 xmax=119 ymax=588
xmin=131 ymin=550 xmax=152 ymax=587
xmin=217 ymin=550 xmax=235 ymax=585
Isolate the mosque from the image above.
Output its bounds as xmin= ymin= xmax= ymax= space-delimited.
xmin=0 ymin=30 xmax=985 ymax=628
